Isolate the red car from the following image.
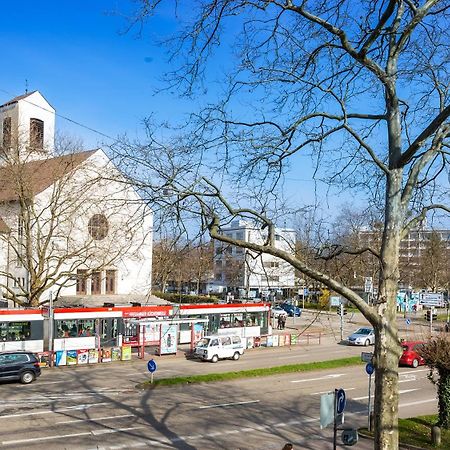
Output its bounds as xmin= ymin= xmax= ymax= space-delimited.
xmin=399 ymin=341 xmax=425 ymax=368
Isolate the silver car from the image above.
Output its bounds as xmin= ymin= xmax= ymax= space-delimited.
xmin=347 ymin=327 xmax=375 ymax=346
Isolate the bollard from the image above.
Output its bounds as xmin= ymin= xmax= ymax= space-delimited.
xmin=431 ymin=426 xmax=441 ymax=445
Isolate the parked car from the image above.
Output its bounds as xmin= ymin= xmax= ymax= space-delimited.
xmin=194 ymin=335 xmax=245 ymax=362
xmin=399 ymin=341 xmax=425 ymax=368
xmin=281 ymin=303 xmax=302 ymax=317
xmin=347 ymin=327 xmax=375 ymax=346
xmin=0 ymin=351 xmax=41 ymax=384
xmin=271 ymin=306 xmax=288 ymax=318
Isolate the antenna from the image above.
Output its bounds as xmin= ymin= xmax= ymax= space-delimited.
xmin=25 ymin=79 xmax=28 ymax=94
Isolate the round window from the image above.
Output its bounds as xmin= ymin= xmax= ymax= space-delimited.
xmin=88 ymin=214 xmax=109 ymax=240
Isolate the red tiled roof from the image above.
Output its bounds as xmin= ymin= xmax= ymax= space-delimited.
xmin=0 ymin=150 xmax=97 ymax=202
xmin=0 ymin=91 xmax=38 ymax=108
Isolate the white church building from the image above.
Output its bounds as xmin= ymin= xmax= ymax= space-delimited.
xmin=0 ymin=91 xmax=154 ymax=307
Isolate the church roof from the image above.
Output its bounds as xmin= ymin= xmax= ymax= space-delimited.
xmin=0 ymin=150 xmax=97 ymax=202
xmin=0 ymin=217 xmax=10 ymax=233
xmin=0 ymin=91 xmax=38 ymax=108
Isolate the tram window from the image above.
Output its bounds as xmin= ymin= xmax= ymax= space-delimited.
xmin=56 ymin=319 xmax=95 ymax=338
xmin=0 ymin=322 xmax=31 ymax=341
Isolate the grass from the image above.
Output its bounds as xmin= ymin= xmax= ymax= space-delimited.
xmin=360 ymin=415 xmax=450 ymax=449
xmin=138 ymin=356 xmax=362 ymax=388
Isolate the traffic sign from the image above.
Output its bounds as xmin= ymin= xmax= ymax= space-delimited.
xmin=405 ymin=318 xmax=411 ymax=326
xmin=361 ymin=352 xmax=373 ymax=363
xmin=336 ymin=388 xmax=346 ymax=415
xmin=147 ymin=359 xmax=157 ymax=373
xmin=365 ymin=362 xmax=375 ymax=375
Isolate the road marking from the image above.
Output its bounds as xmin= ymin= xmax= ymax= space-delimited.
xmin=310 ymin=387 xmax=356 ymax=396
xmin=291 ymin=374 xmax=344 ymax=383
xmin=399 ymin=398 xmax=436 ymax=408
xmin=198 ymin=400 xmax=260 ymax=409
xmin=1 ymin=427 xmax=145 ymax=446
xmin=400 ymin=368 xmax=429 ymax=375
xmin=56 ymin=414 xmax=135 ymax=424
xmin=353 ymin=388 xmax=419 ymax=401
xmin=0 ymin=402 xmax=109 ymax=419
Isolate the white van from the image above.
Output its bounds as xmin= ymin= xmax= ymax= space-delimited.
xmin=194 ymin=335 xmax=245 ymax=362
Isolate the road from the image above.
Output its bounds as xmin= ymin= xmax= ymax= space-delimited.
xmin=0 ymin=340 xmax=437 ymax=450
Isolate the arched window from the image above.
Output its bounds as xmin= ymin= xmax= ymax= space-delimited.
xmin=30 ymin=118 xmax=44 ymax=149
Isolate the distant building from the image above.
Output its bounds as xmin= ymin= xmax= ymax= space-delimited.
xmin=359 ymin=227 xmax=450 ymax=289
xmin=211 ymin=220 xmax=296 ymax=299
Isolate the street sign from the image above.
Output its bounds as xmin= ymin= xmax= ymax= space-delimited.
xmin=147 ymin=359 xmax=157 ymax=373
xmin=361 ymin=352 xmax=373 ymax=363
xmin=336 ymin=389 xmax=346 ymax=415
xmin=320 ymin=392 xmax=335 ymax=429
xmin=364 ymin=277 xmax=373 ymax=293
xmin=365 ymin=362 xmax=375 ymax=376
xmin=405 ymin=318 xmax=411 ymax=326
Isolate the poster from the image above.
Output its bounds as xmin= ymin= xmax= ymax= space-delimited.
xmin=272 ymin=335 xmax=279 ymax=347
xmin=278 ymin=335 xmax=285 ymax=347
xmin=88 ymin=348 xmax=99 ymax=364
xmin=246 ymin=337 xmax=254 ymax=349
xmin=55 ymin=350 xmax=67 ymax=366
xmin=111 ymin=347 xmax=121 ymax=361
xmin=101 ymin=347 xmax=112 ymax=362
xmin=67 ymin=350 xmax=78 ymax=365
xmin=266 ymin=336 xmax=273 ymax=347
xmin=291 ymin=334 xmax=298 ymax=345
xmin=37 ymin=352 xmax=51 ymax=367
xmin=284 ymin=334 xmax=291 ymax=346
xmin=77 ymin=349 xmax=89 ymax=365
xmin=121 ymin=345 xmax=132 ymax=361
xmin=254 ymin=337 xmax=261 ymax=348
xmin=159 ymin=324 xmax=177 ymax=354
xmin=193 ymin=323 xmax=204 ymax=344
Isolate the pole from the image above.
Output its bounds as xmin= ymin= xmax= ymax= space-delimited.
xmin=340 ymin=304 xmax=344 ymax=342
xmin=368 ymin=373 xmax=372 ymax=431
xmin=48 ymin=292 xmax=54 ymax=352
xmin=430 ymin=307 xmax=433 ymax=336
xmin=333 ymin=389 xmax=337 ymax=450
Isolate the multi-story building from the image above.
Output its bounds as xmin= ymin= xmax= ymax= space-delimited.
xmin=211 ymin=220 xmax=296 ymax=299
xmin=359 ymin=226 xmax=450 ymax=290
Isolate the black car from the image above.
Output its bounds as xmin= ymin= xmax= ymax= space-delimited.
xmin=0 ymin=351 xmax=41 ymax=384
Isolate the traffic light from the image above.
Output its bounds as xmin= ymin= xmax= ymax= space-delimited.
xmin=425 ymin=310 xmax=437 ymax=321
xmin=337 ymin=304 xmax=348 ymax=316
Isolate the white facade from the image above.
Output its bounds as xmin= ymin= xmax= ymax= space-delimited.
xmin=0 ymin=91 xmax=55 ymax=162
xmin=0 ymin=92 xmax=153 ymax=306
xmin=212 ymin=220 xmax=296 ymax=297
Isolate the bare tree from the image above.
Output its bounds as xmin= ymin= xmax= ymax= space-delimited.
xmin=116 ymin=2 xmax=450 ymax=448
xmin=0 ymin=139 xmax=149 ymax=307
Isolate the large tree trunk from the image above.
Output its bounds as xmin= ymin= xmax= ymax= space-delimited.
xmin=373 ymin=169 xmax=403 ymax=449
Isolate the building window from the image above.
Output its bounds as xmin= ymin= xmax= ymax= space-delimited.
xmin=105 ymin=270 xmax=117 ymax=294
xmin=88 ymin=214 xmax=109 ymax=240
xmin=29 ymin=118 xmax=44 ymax=150
xmin=3 ymin=117 xmax=11 ymax=148
xmin=76 ymin=270 xmax=88 ymax=295
xmin=91 ymin=271 xmax=102 ymax=295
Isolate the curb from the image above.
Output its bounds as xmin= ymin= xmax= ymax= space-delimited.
xmin=358 ymin=430 xmax=427 ymax=450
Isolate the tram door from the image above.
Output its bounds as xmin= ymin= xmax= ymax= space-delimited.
xmin=97 ymin=318 xmax=119 ymax=347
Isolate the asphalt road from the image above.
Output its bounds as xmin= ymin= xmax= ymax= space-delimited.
xmin=0 ymin=340 xmax=437 ymax=450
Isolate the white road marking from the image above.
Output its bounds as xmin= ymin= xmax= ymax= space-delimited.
xmin=399 ymin=398 xmax=436 ymax=408
xmin=353 ymin=388 xmax=419 ymax=401
xmin=0 ymin=402 xmax=110 ymax=419
xmin=56 ymin=414 xmax=135 ymax=424
xmin=400 ymin=368 xmax=429 ymax=375
xmin=310 ymin=387 xmax=356 ymax=396
xmin=1 ymin=427 xmax=145 ymax=446
xmin=291 ymin=373 xmax=344 ymax=383
xmin=198 ymin=400 xmax=260 ymax=409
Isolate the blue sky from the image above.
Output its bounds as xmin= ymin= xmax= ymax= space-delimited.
xmin=0 ymin=2 xmax=388 ymax=223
